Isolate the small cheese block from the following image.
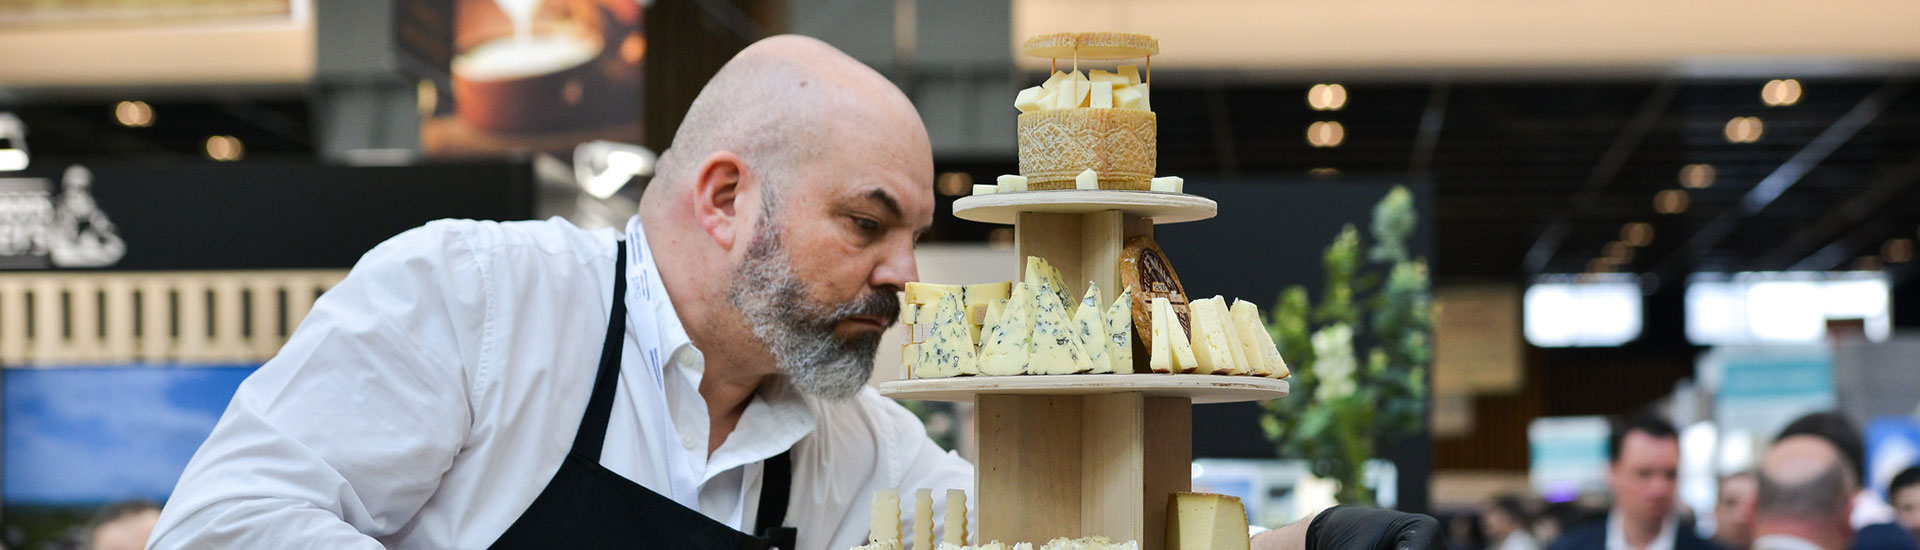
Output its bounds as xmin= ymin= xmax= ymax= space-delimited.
xmin=943 ymin=489 xmax=968 ymax=545
xmin=905 ymin=282 xmax=962 ymax=306
xmin=1073 ymin=283 xmax=1113 ymax=374
xmin=1112 ymin=85 xmax=1144 ymax=110
xmin=1067 ymin=70 xmax=1092 ymax=108
xmin=901 ymin=303 xmax=919 ymax=325
xmin=997 ymin=174 xmax=1029 ymax=193
xmin=872 ymin=489 xmax=901 ymax=544
xmin=1135 ymin=82 xmax=1151 ymax=111
xmin=1118 ymin=65 xmax=1142 ymax=86
xmin=1168 ymin=492 xmax=1250 ymax=550
xmin=1150 ymin=176 xmax=1184 ymax=193
xmin=978 ymin=282 xmax=1034 ymax=376
xmin=1014 ymin=86 xmax=1046 ymax=113
xmin=1090 ymin=69 xmax=1127 ymax=86
xmin=1105 ymin=287 xmax=1134 ymax=373
xmin=1229 ymin=299 xmax=1275 ymax=377
xmin=1210 ymin=297 xmax=1254 ymax=375
xmin=1040 ymin=70 xmax=1068 ymax=92
xmin=1051 ymin=74 xmax=1079 ymax=110
xmin=901 ymin=343 xmax=918 ymax=378
xmin=915 ymin=292 xmax=978 ymax=378
xmin=1023 ymin=256 xmax=1071 ymax=310
xmin=963 ymin=282 xmax=1013 ymax=307
xmin=1160 ymin=297 xmax=1200 ymax=373
xmin=972 ymin=184 xmax=998 ymax=196
xmin=1090 ymin=81 xmax=1114 ymax=109
xmin=913 ymin=489 xmax=934 ymax=550
xmin=1150 ymin=297 xmax=1174 ymax=373
xmin=1076 ymin=168 xmax=1099 ymax=190
xmin=1188 ymin=298 xmax=1243 ymax=375
xmin=1029 ymin=279 xmax=1093 ymax=374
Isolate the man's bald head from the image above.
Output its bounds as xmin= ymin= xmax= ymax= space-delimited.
xmin=1755 ymin=434 xmax=1855 ymax=544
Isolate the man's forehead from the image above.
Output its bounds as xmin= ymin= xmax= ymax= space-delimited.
xmin=834 ymin=173 xmax=933 ymax=217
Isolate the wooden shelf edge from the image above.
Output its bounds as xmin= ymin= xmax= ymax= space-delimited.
xmin=876 ymin=373 xmax=1289 ymax=404
xmin=953 ymin=190 xmax=1218 ymax=225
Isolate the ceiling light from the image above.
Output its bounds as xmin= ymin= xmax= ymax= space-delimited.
xmin=1655 ymin=189 xmax=1689 ymax=214
xmin=1604 ymin=241 xmax=1634 ymax=264
xmin=1761 ymin=79 xmax=1802 ymax=107
xmin=205 ymin=135 xmax=243 ymax=161
xmin=936 ymin=172 xmax=972 ymax=196
xmin=1854 ymin=255 xmax=1883 ymax=271
xmin=1679 ymin=163 xmax=1715 ymax=189
xmin=1306 ymin=121 xmax=1345 ymax=147
xmin=1307 ymin=167 xmax=1341 ymax=177
xmin=1884 ymin=238 xmax=1913 ymax=263
xmin=1725 ymin=116 xmax=1764 ymax=143
xmin=1622 ymin=222 xmax=1655 ymax=247
xmin=114 ymin=100 xmax=154 ymax=127
xmin=1307 ymin=83 xmax=1347 ymax=111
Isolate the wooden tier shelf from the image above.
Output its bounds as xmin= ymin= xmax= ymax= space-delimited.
xmin=953 ymin=190 xmax=1217 ymax=225
xmin=877 ymin=374 xmax=1289 ymax=404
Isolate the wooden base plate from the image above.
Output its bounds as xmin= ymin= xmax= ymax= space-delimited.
xmin=877 ymin=373 xmax=1289 ymax=404
xmin=954 ymin=190 xmax=1218 ymax=225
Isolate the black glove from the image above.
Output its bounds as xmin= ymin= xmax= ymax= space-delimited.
xmin=1306 ymin=506 xmax=1447 ymax=550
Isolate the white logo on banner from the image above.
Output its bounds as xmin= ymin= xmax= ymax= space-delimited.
xmin=0 ymin=165 xmax=125 ymax=269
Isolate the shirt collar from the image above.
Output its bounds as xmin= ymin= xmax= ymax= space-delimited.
xmin=1606 ymin=510 xmax=1678 ymax=550
xmin=1753 ymin=535 xmax=1826 ymax=550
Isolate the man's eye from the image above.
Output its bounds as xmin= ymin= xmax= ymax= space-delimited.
xmin=852 ymin=217 xmax=880 ymax=232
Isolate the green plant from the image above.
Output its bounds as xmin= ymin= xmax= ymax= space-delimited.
xmin=1258 ymin=186 xmax=1431 ymax=506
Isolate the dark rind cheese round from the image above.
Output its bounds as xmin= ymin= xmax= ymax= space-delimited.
xmin=1121 ymin=234 xmax=1190 ymax=359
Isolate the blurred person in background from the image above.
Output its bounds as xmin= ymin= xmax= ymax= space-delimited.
xmin=1890 ymin=467 xmax=1920 ymax=542
xmin=1716 ymin=471 xmax=1758 ymax=550
xmin=1550 ymin=415 xmax=1720 ymax=550
xmin=81 ymin=500 xmax=160 ymax=550
xmin=1751 ymin=435 xmax=1856 ymax=550
xmin=1536 ymin=501 xmax=1592 ymax=545
xmin=1452 ymin=510 xmax=1490 ymax=550
xmin=1772 ymin=412 xmax=1918 ymax=550
xmin=1486 ymin=495 xmax=1542 ymax=550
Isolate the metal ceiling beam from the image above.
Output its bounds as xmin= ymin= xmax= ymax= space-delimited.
xmin=1521 ymin=80 xmax=1678 ymax=274
xmin=1651 ymin=80 xmax=1909 ymax=278
xmin=1755 ymin=153 xmax=1920 ymax=270
xmin=1408 ymin=81 xmax=1451 ymax=183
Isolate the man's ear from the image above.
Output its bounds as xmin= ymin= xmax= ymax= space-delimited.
xmin=692 ymin=151 xmax=750 ymax=251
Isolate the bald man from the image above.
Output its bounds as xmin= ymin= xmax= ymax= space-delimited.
xmin=148 ymin=36 xmax=1436 ymax=550
xmin=1750 ymin=436 xmax=1857 ymax=550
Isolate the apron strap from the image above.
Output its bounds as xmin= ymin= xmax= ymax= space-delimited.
xmin=571 ymin=241 xmax=628 ymax=459
xmin=754 ymin=450 xmax=797 ymax=550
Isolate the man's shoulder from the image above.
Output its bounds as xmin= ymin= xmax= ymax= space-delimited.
xmin=1549 ymin=516 xmax=1608 ymax=550
xmin=392 ymin=217 xmax=615 ymax=260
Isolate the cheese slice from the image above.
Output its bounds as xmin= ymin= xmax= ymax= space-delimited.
xmin=1117 ymin=65 xmax=1142 ymax=86
xmin=963 ymin=282 xmax=1012 ymax=307
xmin=1040 ymin=70 xmax=1068 ymax=92
xmin=1167 ymin=492 xmax=1249 ymax=550
xmin=978 ymin=282 xmax=1034 ymax=376
xmin=1090 ymin=81 xmax=1114 ymax=109
xmin=1160 ymin=297 xmax=1199 ymax=373
xmin=1076 ymin=168 xmax=1099 ymax=190
xmin=872 ymin=489 xmax=901 ymax=544
xmin=997 ymin=174 xmax=1029 ymax=193
xmin=901 ymin=343 xmax=918 ymax=378
xmin=1113 ymin=85 xmax=1144 ymax=110
xmin=1211 ymin=297 xmax=1253 ymax=375
xmin=1149 ymin=297 xmax=1173 ymax=373
xmin=1150 ymin=176 xmax=1183 ymax=193
xmin=1229 ymin=299 xmax=1274 ymax=377
xmin=1051 ymin=74 xmax=1080 ymax=110
xmin=901 ymin=303 xmax=919 ymax=326
xmin=1029 ymin=279 xmax=1092 ymax=374
xmin=1188 ymin=298 xmax=1243 ymax=375
xmin=1066 ymin=70 xmax=1092 ymax=108
xmin=1135 ymin=82 xmax=1151 ymax=111
xmin=944 ymin=489 xmax=968 ymax=546
xmin=1014 ymin=86 xmax=1046 ymax=113
xmin=1073 ymin=283 xmax=1113 ymax=374
xmin=913 ymin=489 xmax=934 ymax=550
xmin=915 ymin=292 xmax=977 ymax=378
xmin=1105 ymin=287 xmax=1134 ymax=373
xmin=972 ymin=184 xmax=998 ymax=196
xmin=905 ymin=282 xmax=962 ymax=306
xmin=1090 ymin=69 xmax=1126 ymax=86
xmin=1023 ymin=256 xmax=1071 ymax=309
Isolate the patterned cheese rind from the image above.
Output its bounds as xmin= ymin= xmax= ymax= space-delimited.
xmin=1017 ymin=109 xmax=1155 ymax=190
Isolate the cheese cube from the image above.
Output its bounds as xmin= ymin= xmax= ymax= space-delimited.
xmin=1229 ymin=299 xmax=1275 ymax=377
xmin=1040 ymin=70 xmax=1069 ymax=92
xmin=1113 ymin=85 xmax=1144 ymax=110
xmin=972 ymin=184 xmax=998 ymax=196
xmin=978 ymin=283 xmax=1034 ymax=376
xmin=1150 ymin=297 xmax=1174 ymax=373
xmin=1188 ymin=298 xmax=1243 ymax=375
xmin=913 ymin=489 xmax=934 ymax=550
xmin=1090 ymin=81 xmax=1114 ymax=109
xmin=1090 ymin=69 xmax=1127 ymax=86
xmin=872 ymin=489 xmax=901 ymax=544
xmin=1014 ymin=86 xmax=1046 ymax=113
xmin=901 ymin=303 xmax=919 ymax=325
xmin=997 ymin=174 xmax=1028 ymax=193
xmin=1118 ymin=65 xmax=1142 ymax=86
xmin=1168 ymin=492 xmax=1249 ymax=550
xmin=1076 ymin=168 xmax=1099 ymax=190
xmin=1150 ymin=176 xmax=1183 ymax=193
xmin=1056 ymin=70 xmax=1091 ymax=109
xmin=1073 ymin=283 xmax=1113 ymax=374
xmin=915 ymin=292 xmax=978 ymax=378
xmin=1136 ymin=82 xmax=1151 ymax=111
xmin=1105 ymin=287 xmax=1134 ymax=373
xmin=944 ymin=489 xmax=968 ymax=545
xmin=1029 ymin=278 xmax=1093 ymax=375
xmin=901 ymin=343 xmax=918 ymax=377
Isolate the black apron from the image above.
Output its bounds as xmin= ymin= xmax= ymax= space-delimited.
xmin=490 ymin=242 xmax=799 ymax=549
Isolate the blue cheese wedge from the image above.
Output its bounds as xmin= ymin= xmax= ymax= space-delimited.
xmin=1029 ymin=279 xmax=1092 ymax=375
xmin=978 ymin=283 xmax=1034 ymax=376
xmin=915 ymin=292 xmax=978 ymax=378
xmin=1073 ymin=283 xmax=1113 ymax=374
xmin=1023 ymin=256 xmax=1072 ymax=310
xmin=1105 ymin=287 xmax=1133 ymax=373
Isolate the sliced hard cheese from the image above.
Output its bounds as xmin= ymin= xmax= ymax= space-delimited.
xmin=1090 ymin=80 xmax=1114 ymax=109
xmin=1090 ymin=69 xmax=1127 ymax=86
xmin=997 ymin=174 xmax=1029 ymax=193
xmin=901 ymin=303 xmax=919 ymax=326
xmin=1229 ymin=299 xmax=1275 ymax=377
xmin=1149 ymin=297 xmax=1173 ymax=373
xmin=1076 ymin=168 xmax=1099 ymax=190
xmin=1212 ymin=297 xmax=1254 ymax=374
xmin=972 ymin=184 xmax=998 ymax=196
xmin=872 ymin=489 xmax=901 ymax=544
xmin=1167 ymin=492 xmax=1250 ymax=550
xmin=901 ymin=343 xmax=918 ymax=378
xmin=1154 ymin=297 xmax=1199 ymax=373
xmin=1105 ymin=287 xmax=1134 ymax=373
xmin=1136 ymin=82 xmax=1151 ymax=111
xmin=1113 ymin=85 xmax=1144 ymax=110
xmin=1188 ymin=298 xmax=1243 ymax=375
xmin=1023 ymin=256 xmax=1071 ymax=309
xmin=1029 ymin=279 xmax=1093 ymax=374
xmin=913 ymin=489 xmax=934 ymax=550
xmin=1118 ymin=64 xmax=1142 ymax=86
xmin=1067 ymin=70 xmax=1091 ymax=108
xmin=1150 ymin=176 xmax=1183 ymax=193
xmin=904 ymin=282 xmax=962 ymax=306
xmin=1073 ymin=283 xmax=1113 ymax=374
xmin=914 ymin=292 xmax=977 ymax=378
xmin=944 ymin=489 xmax=968 ymax=546
xmin=963 ymin=282 xmax=1012 ymax=307
xmin=978 ymin=282 xmax=1034 ymax=376
xmin=1121 ymin=235 xmax=1190 ymax=356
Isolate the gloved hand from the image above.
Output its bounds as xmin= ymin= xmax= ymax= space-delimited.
xmin=1305 ymin=506 xmax=1446 ymax=550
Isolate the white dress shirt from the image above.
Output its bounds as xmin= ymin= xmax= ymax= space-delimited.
xmin=1606 ymin=511 xmax=1679 ymax=550
xmin=150 ymin=216 xmax=974 ymax=550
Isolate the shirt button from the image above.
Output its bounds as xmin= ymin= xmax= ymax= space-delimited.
xmin=681 ymin=434 xmax=700 ymax=451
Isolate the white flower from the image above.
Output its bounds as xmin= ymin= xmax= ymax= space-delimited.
xmin=1310 ymin=323 xmax=1357 ymax=402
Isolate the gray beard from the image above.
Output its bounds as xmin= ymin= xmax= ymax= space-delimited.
xmin=725 ymin=217 xmax=896 ymax=400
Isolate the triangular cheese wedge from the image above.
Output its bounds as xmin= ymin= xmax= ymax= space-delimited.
xmin=1105 ymin=287 xmax=1134 ymax=373
xmin=1168 ymin=492 xmax=1249 ymax=550
xmin=1073 ymin=283 xmax=1113 ymax=374
xmin=1188 ymin=298 xmax=1242 ymax=375
xmin=1024 ymin=256 xmax=1071 ymax=313
xmin=1149 ymin=297 xmax=1173 ymax=373
xmin=1229 ymin=299 xmax=1274 ymax=377
xmin=1211 ymin=297 xmax=1252 ymax=375
xmin=978 ymin=283 xmax=1034 ymax=376
xmin=915 ymin=292 xmax=977 ymax=378
xmin=1030 ymin=279 xmax=1092 ymax=374
xmin=1155 ymin=297 xmax=1199 ymax=373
